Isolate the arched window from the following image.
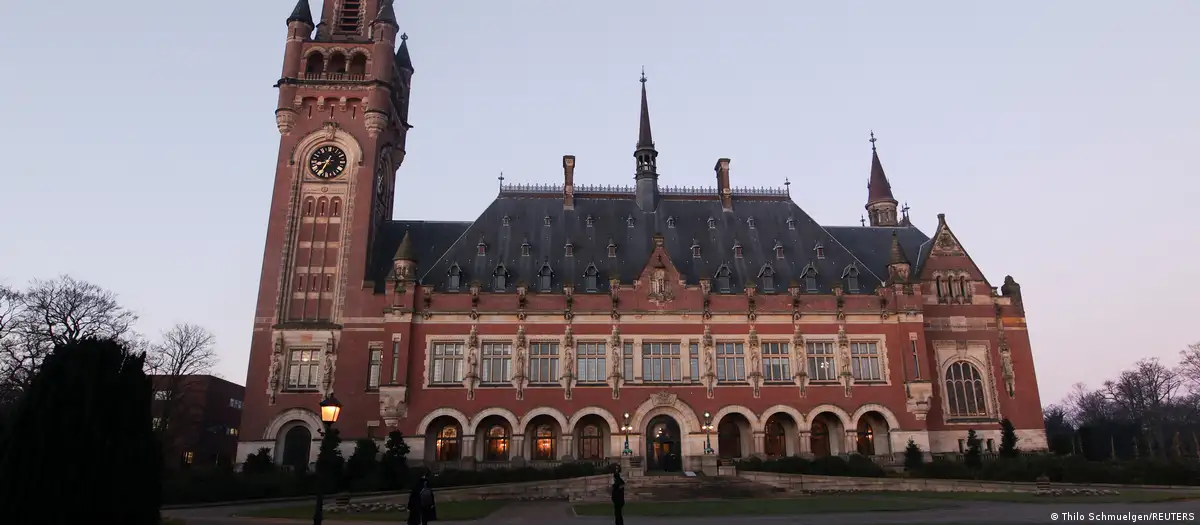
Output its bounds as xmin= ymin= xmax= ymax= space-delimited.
xmin=485 ymin=425 xmax=509 ymax=461
xmin=348 ymin=54 xmax=368 ymax=75
xmin=579 ymin=424 xmax=602 ymax=459
xmin=328 ymin=53 xmax=347 ymax=74
xmin=435 ymin=424 xmax=460 ymax=461
xmin=764 ymin=418 xmax=786 ymax=457
xmin=303 ymin=198 xmax=315 ymax=216
xmin=856 ymin=420 xmax=875 ymax=455
xmin=533 ymin=425 xmax=555 ymax=460
xmin=945 ymin=361 xmax=989 ymax=417
xmin=717 ymin=419 xmax=742 ymax=459
xmin=810 ymin=419 xmax=830 ymax=457
xmin=317 ymin=198 xmax=327 ymax=217
xmin=330 ymin=198 xmax=341 ymax=217
xmin=305 ymin=52 xmax=325 ymax=75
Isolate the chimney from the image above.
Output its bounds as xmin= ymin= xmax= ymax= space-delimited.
xmin=715 ymin=158 xmax=732 ymax=211
xmin=563 ymin=155 xmax=576 ymax=210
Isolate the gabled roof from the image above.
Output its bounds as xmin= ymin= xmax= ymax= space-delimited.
xmin=824 ymin=225 xmax=929 ymax=280
xmin=414 ymin=194 xmax=881 ymax=294
xmin=372 ymin=220 xmax=472 ymax=289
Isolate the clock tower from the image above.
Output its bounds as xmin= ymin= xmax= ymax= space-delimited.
xmin=244 ymin=0 xmax=412 ymax=422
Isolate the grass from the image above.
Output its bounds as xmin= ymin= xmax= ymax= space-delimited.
xmin=887 ymin=489 xmax=1198 ymax=504
xmin=573 ymin=496 xmax=950 ymax=517
xmin=239 ymin=500 xmax=507 ymax=521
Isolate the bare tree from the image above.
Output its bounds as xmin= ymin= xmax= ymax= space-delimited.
xmin=0 ymin=285 xmax=24 ymax=406
xmin=1102 ymin=358 xmax=1185 ymax=455
xmin=146 ymin=323 xmax=218 ymax=438
xmin=1178 ymin=342 xmax=1200 ymax=392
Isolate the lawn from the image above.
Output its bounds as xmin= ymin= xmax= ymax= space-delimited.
xmin=573 ymin=496 xmax=950 ymax=517
xmin=239 ymin=500 xmax=507 ymax=521
xmin=887 ymin=489 xmax=1197 ymax=504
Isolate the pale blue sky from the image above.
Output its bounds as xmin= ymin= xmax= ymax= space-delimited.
xmin=1 ymin=1 xmax=1197 ymax=404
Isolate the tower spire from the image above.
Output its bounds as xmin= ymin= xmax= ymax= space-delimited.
xmin=395 ymin=33 xmax=414 ymax=72
xmin=865 ymin=131 xmax=899 ymax=227
xmin=287 ymin=0 xmax=315 ymax=26
xmin=633 ymin=67 xmax=659 ymax=212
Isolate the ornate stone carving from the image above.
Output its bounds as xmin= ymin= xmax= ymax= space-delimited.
xmin=790 ymin=287 xmax=801 ymax=321
xmin=267 ymin=334 xmax=284 ymax=405
xmin=652 ymin=391 xmax=678 ymax=407
xmin=745 ymin=285 xmax=757 ymax=321
xmin=512 ymin=325 xmax=528 ymax=400
xmin=836 ymin=325 xmax=852 ymax=397
xmin=905 ymin=381 xmax=933 ymax=420
xmin=378 ymin=385 xmax=408 ymax=427
xmin=648 ymin=261 xmax=674 ymax=303
xmin=275 ymin=108 xmax=298 ymax=135
xmin=702 ymin=325 xmax=717 ymax=399
xmin=747 ymin=327 xmax=763 ymax=398
xmin=363 ymin=109 xmax=389 ymax=138
xmin=607 ymin=325 xmax=623 ymax=399
xmin=793 ymin=326 xmax=808 ymax=397
xmin=463 ymin=324 xmax=480 ymax=400
xmin=322 ymin=121 xmax=339 ymax=141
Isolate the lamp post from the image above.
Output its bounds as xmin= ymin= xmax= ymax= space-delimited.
xmin=702 ymin=412 xmax=714 ymax=455
xmin=621 ymin=412 xmax=633 ymax=456
xmin=313 ymin=393 xmax=343 ymax=525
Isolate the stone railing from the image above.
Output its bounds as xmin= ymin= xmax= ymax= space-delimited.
xmin=372 ymin=474 xmax=614 ymax=504
xmin=738 ymin=471 xmax=1200 ymax=494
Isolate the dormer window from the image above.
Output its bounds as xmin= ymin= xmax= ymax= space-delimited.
xmin=583 ymin=264 xmax=599 ymax=292
xmin=747 ymin=217 xmax=756 ymax=229
xmin=802 ymin=264 xmax=818 ymax=292
xmin=493 ymin=264 xmax=509 ymax=291
xmin=815 ymin=243 xmax=825 ymax=260
xmin=666 ymin=216 xmax=676 ymax=228
xmin=477 ymin=238 xmax=487 ymax=256
xmin=786 ymin=217 xmax=796 ymax=230
xmin=447 ymin=264 xmax=463 ymax=292
xmin=691 ymin=240 xmax=701 ymax=258
xmin=843 ymin=265 xmax=860 ymax=293
xmin=607 ymin=240 xmax=617 ymax=258
xmin=707 ymin=218 xmax=716 ymax=229
xmin=502 ymin=215 xmax=511 ymax=226
xmin=520 ymin=239 xmax=531 ymax=257
xmin=626 ymin=216 xmax=635 ymax=227
xmin=564 ymin=242 xmax=574 ymax=257
xmin=538 ymin=262 xmax=554 ymax=292
xmin=759 ymin=264 xmax=775 ymax=293
xmin=774 ymin=240 xmax=784 ymax=259
xmin=733 ymin=241 xmax=743 ymax=259
xmin=585 ymin=215 xmax=595 ymax=228
xmin=544 ymin=215 xmax=552 ymax=226
xmin=715 ymin=266 xmax=732 ymax=294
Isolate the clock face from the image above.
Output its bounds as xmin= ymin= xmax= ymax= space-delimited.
xmin=309 ymin=146 xmax=347 ymax=179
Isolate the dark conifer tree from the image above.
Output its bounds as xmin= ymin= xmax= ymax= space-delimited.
xmin=0 ymin=338 xmax=162 ymax=525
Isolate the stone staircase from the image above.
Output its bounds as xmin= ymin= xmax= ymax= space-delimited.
xmin=576 ymin=474 xmax=784 ymax=502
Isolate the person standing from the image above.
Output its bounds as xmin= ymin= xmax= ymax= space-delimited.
xmin=407 ymin=476 xmax=437 ymax=525
xmin=611 ymin=466 xmax=625 ymax=525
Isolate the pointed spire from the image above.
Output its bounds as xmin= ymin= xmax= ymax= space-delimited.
xmin=394 ymin=33 xmax=414 ymax=72
xmin=888 ymin=231 xmax=910 ymax=266
xmin=867 ymin=131 xmax=895 ymax=204
xmin=633 ymin=68 xmax=660 ymax=212
xmin=375 ymin=0 xmax=398 ymax=27
xmin=637 ymin=67 xmax=654 ymax=150
xmin=393 ymin=230 xmax=416 ymax=261
xmin=287 ymin=0 xmax=314 ymax=26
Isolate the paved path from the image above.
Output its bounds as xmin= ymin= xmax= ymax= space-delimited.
xmin=165 ymin=499 xmax=1200 ymax=525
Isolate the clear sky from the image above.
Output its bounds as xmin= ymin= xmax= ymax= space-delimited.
xmin=1 ymin=1 xmax=1197 ymax=404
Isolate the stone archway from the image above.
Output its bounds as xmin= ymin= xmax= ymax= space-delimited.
xmin=645 ymin=414 xmax=682 ymax=472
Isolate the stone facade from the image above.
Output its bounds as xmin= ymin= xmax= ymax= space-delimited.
xmin=237 ymin=0 xmax=1048 ymax=469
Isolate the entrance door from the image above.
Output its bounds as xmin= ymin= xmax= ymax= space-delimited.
xmin=645 ymin=415 xmax=681 ymax=472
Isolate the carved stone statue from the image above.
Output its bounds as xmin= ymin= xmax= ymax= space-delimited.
xmin=1001 ymin=350 xmax=1016 ymax=397
xmin=267 ymin=337 xmax=284 ymax=405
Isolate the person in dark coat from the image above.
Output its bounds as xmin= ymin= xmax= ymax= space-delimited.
xmin=407 ymin=476 xmax=437 ymax=525
xmin=611 ymin=466 xmax=625 ymax=525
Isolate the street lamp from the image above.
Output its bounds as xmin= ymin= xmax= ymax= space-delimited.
xmin=702 ymin=412 xmax=714 ymax=455
xmin=621 ymin=412 xmax=633 ymax=456
xmin=313 ymin=393 xmax=342 ymax=525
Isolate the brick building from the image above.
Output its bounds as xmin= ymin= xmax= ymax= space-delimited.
xmin=152 ymin=374 xmax=245 ymax=468
xmin=238 ymin=0 xmax=1047 ymax=472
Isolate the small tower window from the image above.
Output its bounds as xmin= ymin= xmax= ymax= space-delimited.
xmin=844 ymin=265 xmax=860 ymax=293
xmin=747 ymin=217 xmax=756 ymax=229
xmin=477 ymin=238 xmax=487 ymax=256
xmin=538 ymin=263 xmax=554 ymax=292
xmin=447 ymin=264 xmax=463 ymax=292
xmin=786 ymin=217 xmax=796 ymax=230
xmin=502 ymin=215 xmax=511 ymax=226
xmin=544 ymin=215 xmax=552 ymax=226
xmin=691 ymin=241 xmax=701 ymax=258
xmin=584 ymin=265 xmax=599 ymax=292
xmin=626 ymin=215 xmax=635 ymax=227
xmin=296 ymin=275 xmax=306 ymax=291
xmin=666 ymin=216 xmax=676 ymax=228
xmin=304 ymin=198 xmax=315 ymax=216
xmin=733 ymin=241 xmax=743 ymax=259
xmin=564 ymin=242 xmax=574 ymax=257
xmin=607 ymin=240 xmax=617 ymax=258
xmin=585 ymin=215 xmax=595 ymax=228
xmin=774 ymin=240 xmax=784 ymax=259
xmin=521 ymin=239 xmax=531 ymax=257
xmin=493 ymin=265 xmax=508 ymax=291
xmin=707 ymin=218 xmax=716 ymax=229
xmin=330 ymin=198 xmax=342 ymax=217
xmin=815 ymin=244 xmax=825 ymax=260
xmin=759 ymin=265 xmax=775 ymax=293
xmin=715 ymin=266 xmax=732 ymax=294
xmin=803 ymin=265 xmax=818 ymax=292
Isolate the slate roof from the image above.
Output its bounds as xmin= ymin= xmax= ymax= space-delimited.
xmin=824 ymin=226 xmax=929 ymax=280
xmin=372 ymin=220 xmax=471 ymax=291
xmin=286 ymin=0 xmax=314 ymax=26
xmin=390 ymin=191 xmax=911 ymax=295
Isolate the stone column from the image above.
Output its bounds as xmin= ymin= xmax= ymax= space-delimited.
xmin=462 ymin=435 xmax=477 ymax=467
xmin=752 ymin=431 xmax=766 ymax=458
xmin=845 ymin=430 xmax=858 ymax=456
xmin=512 ymin=434 xmax=526 ymax=460
xmin=560 ymin=434 xmax=575 ymax=461
xmin=797 ymin=431 xmax=812 ymax=456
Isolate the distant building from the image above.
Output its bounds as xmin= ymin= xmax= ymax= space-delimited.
xmin=239 ymin=0 xmax=1047 ymax=472
xmin=152 ymin=375 xmax=245 ymax=468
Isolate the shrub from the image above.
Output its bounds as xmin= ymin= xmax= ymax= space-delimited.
xmin=846 ymin=454 xmax=886 ymax=477
xmin=0 ymin=339 xmax=163 ymax=524
xmin=809 ymin=455 xmax=849 ymax=476
xmin=346 ymin=439 xmax=380 ymax=490
xmin=243 ymin=447 xmax=275 ymax=475
xmin=920 ymin=458 xmax=974 ymax=480
xmin=316 ymin=427 xmax=344 ymax=492
xmin=378 ymin=431 xmax=410 ymax=490
xmin=903 ymin=439 xmax=924 ymax=471
xmin=964 ymin=429 xmax=983 ymax=469
xmin=999 ymin=419 xmax=1020 ymax=458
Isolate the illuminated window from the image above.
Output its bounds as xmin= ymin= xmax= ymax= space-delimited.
xmin=485 ymin=425 xmax=509 ymax=461
xmin=435 ymin=425 xmax=460 ymax=461
xmin=286 ymin=349 xmax=321 ymax=390
xmin=533 ymin=425 xmax=555 ymax=460
xmin=856 ymin=420 xmax=875 ymax=455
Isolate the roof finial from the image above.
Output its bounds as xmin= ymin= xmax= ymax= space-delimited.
xmin=498 ymin=171 xmax=505 ymax=191
xmin=869 ymin=130 xmax=877 ymax=151
xmin=640 ymin=66 xmax=647 ymax=84
xmin=400 ymin=32 xmax=408 ymax=41
xmin=784 ymin=177 xmax=791 ymax=195
xmin=860 ymin=215 xmax=867 ymax=227
xmin=902 ymin=201 xmax=910 ymax=217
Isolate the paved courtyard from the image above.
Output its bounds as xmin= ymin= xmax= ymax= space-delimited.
xmin=166 ymin=498 xmax=1200 ymax=525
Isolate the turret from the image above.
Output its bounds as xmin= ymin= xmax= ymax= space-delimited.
xmin=364 ymin=0 xmax=400 ymax=137
xmin=393 ymin=231 xmax=417 ymax=281
xmin=886 ymin=231 xmax=911 ymax=283
xmin=276 ymin=0 xmax=316 ymax=135
xmin=633 ymin=69 xmax=659 ymax=213
xmin=866 ymin=132 xmax=900 ymax=227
